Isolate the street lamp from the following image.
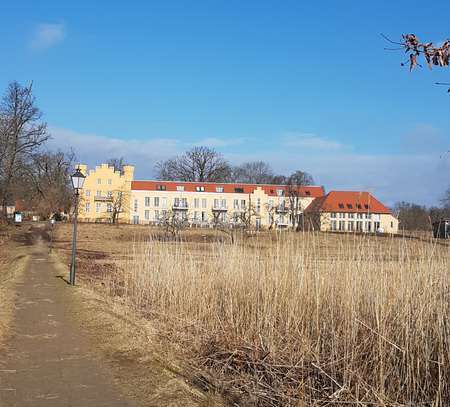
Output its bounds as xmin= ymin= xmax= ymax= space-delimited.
xmin=69 ymin=167 xmax=86 ymax=285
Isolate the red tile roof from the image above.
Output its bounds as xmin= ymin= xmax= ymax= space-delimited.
xmin=304 ymin=191 xmax=392 ymax=214
xmin=131 ymin=180 xmax=325 ymax=197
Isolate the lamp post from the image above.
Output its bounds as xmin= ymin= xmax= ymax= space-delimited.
xmin=69 ymin=168 xmax=86 ymax=285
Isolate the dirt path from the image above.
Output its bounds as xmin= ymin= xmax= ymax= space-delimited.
xmin=0 ymin=228 xmax=135 ymax=406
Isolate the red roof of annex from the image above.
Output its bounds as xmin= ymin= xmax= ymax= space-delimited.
xmin=131 ymin=180 xmax=325 ymax=198
xmin=304 ymin=191 xmax=392 ymax=214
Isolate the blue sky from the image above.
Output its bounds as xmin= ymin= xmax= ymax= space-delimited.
xmin=1 ymin=1 xmax=449 ymax=206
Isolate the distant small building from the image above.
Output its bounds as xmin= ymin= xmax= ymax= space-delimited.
xmin=432 ymin=219 xmax=450 ymax=239
xmin=0 ymin=203 xmax=16 ymax=218
xmin=304 ymin=191 xmax=398 ymax=234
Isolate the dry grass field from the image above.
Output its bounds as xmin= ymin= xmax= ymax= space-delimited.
xmin=53 ymin=222 xmax=449 ymax=406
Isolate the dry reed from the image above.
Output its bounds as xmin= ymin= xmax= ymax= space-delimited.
xmin=105 ymin=232 xmax=449 ymax=406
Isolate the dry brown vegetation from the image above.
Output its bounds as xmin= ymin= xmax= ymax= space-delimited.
xmin=54 ymin=223 xmax=449 ymax=406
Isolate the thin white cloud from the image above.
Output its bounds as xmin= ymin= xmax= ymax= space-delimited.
xmin=47 ymin=127 xmax=182 ymax=178
xmin=30 ymin=23 xmax=66 ymax=51
xmin=193 ymin=137 xmax=246 ymax=148
xmin=282 ymin=132 xmax=343 ymax=150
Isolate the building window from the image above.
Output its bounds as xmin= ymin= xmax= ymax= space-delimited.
xmin=331 ymin=220 xmax=337 ymax=231
xmin=356 ymin=221 xmax=363 ymax=231
xmin=348 ymin=221 xmax=354 ymax=231
xmin=154 ymin=210 xmax=159 ymax=220
xmin=234 ymin=187 xmax=244 ymax=193
xmin=194 ymin=211 xmax=200 ymax=221
xmin=194 ymin=198 xmax=199 ymax=208
xmin=97 ymin=178 xmax=101 ymax=185
xmin=256 ymin=198 xmax=261 ymax=214
xmin=339 ymin=212 xmax=345 ymax=218
xmin=85 ymin=203 xmax=90 ymax=212
xmin=391 ymin=221 xmax=394 ymax=228
xmin=107 ymin=203 xmax=112 ymax=212
xmin=154 ymin=197 xmax=159 ymax=207
xmin=108 ymin=179 xmax=112 ymax=185
xmin=357 ymin=213 xmax=363 ymax=219
xmin=133 ymin=216 xmax=139 ymax=224
xmin=365 ymin=213 xmax=372 ymax=219
xmin=216 ymin=186 xmax=224 ymax=193
xmin=374 ymin=221 xmax=380 ymax=231
xmin=233 ymin=199 xmax=239 ymax=209
xmin=348 ymin=213 xmax=354 ymax=219
xmin=214 ymin=199 xmax=219 ymax=209
xmin=145 ymin=210 xmax=150 ymax=220
xmin=196 ymin=186 xmax=205 ymax=192
xmin=366 ymin=222 xmax=372 ymax=232
xmin=202 ymin=198 xmax=207 ymax=209
xmin=176 ymin=185 xmax=184 ymax=192
xmin=339 ymin=221 xmax=345 ymax=231
xmin=96 ymin=190 xmax=101 ymax=197
xmin=162 ymin=197 xmax=167 ymax=208
xmin=134 ymin=199 xmax=138 ymax=212
xmin=330 ymin=212 xmax=337 ymax=218
xmin=145 ymin=197 xmax=151 ymax=207
xmin=222 ymin=199 xmax=227 ymax=209
xmin=85 ymin=190 xmax=90 ymax=197
xmin=107 ymin=191 xmax=113 ymax=197
xmin=96 ymin=203 xmax=101 ymax=213
xmin=241 ymin=199 xmax=246 ymax=209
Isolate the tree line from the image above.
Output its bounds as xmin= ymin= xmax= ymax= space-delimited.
xmin=394 ymin=195 xmax=450 ymax=231
xmin=155 ymin=146 xmax=314 ymax=186
xmin=0 ymin=81 xmax=75 ymax=222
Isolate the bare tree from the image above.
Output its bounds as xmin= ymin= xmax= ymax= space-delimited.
xmin=155 ymin=146 xmax=231 ymax=182
xmin=159 ymin=209 xmax=189 ymax=239
xmin=264 ymin=202 xmax=277 ymax=230
xmin=383 ymin=34 xmax=449 ymax=91
xmin=441 ymin=187 xmax=450 ymax=209
xmin=232 ymin=161 xmax=274 ymax=184
xmin=107 ymin=157 xmax=126 ymax=175
xmin=22 ymin=150 xmax=75 ymax=218
xmin=109 ymin=190 xmax=128 ymax=224
xmin=0 ymin=81 xmax=49 ymax=220
xmin=285 ymin=171 xmax=314 ymax=231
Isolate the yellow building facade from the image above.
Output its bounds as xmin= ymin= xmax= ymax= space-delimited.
xmin=77 ymin=164 xmax=134 ymax=223
xmin=74 ymin=163 xmax=398 ymax=233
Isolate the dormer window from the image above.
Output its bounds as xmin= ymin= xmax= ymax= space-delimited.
xmin=347 ymin=203 xmax=353 ymax=209
xmin=176 ymin=185 xmax=185 ymax=192
xmin=216 ymin=186 xmax=224 ymax=193
xmin=156 ymin=184 xmax=166 ymax=191
xmin=195 ymin=186 xmax=205 ymax=192
xmin=338 ymin=203 xmax=344 ymax=209
xmin=364 ymin=204 xmax=369 ymax=210
xmin=356 ymin=204 xmax=362 ymax=209
xmin=234 ymin=187 xmax=244 ymax=193
xmin=276 ymin=189 xmax=284 ymax=197
xmin=305 ymin=191 xmax=311 ymax=196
